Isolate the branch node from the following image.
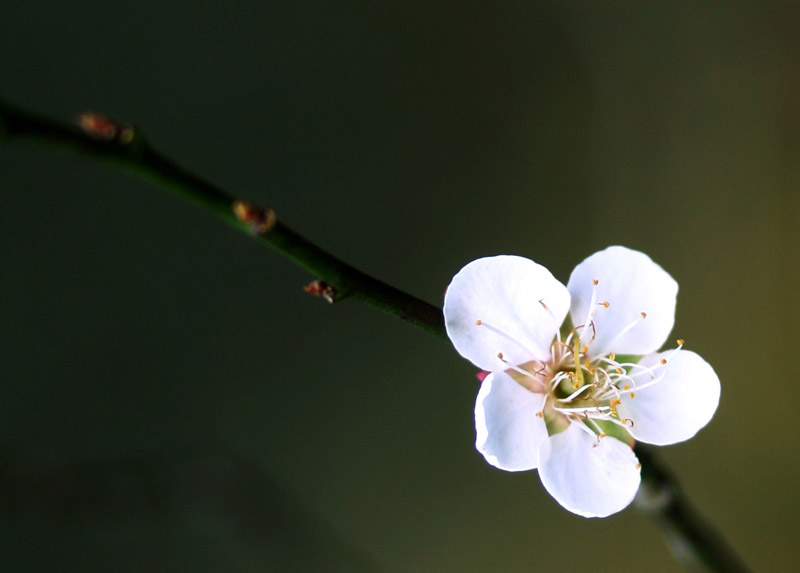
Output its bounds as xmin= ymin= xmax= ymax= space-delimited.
xmin=304 ymin=280 xmax=337 ymax=303
xmin=232 ymin=199 xmax=277 ymax=234
xmin=77 ymin=112 xmax=137 ymax=144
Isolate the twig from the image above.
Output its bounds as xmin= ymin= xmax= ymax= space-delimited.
xmin=0 ymin=98 xmax=445 ymax=339
xmin=635 ymin=444 xmax=748 ymax=571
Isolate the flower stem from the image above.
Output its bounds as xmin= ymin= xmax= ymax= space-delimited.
xmin=0 ymin=97 xmax=747 ymax=571
xmin=0 ymin=98 xmax=446 ymax=340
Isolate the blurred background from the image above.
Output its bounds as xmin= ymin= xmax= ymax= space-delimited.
xmin=1 ymin=1 xmax=798 ymax=571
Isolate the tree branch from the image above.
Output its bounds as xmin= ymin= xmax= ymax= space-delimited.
xmin=0 ymin=99 xmax=446 ymax=339
xmin=634 ymin=444 xmax=747 ymax=572
xmin=0 ymin=97 xmax=747 ymax=571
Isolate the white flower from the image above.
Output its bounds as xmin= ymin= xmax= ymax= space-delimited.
xmin=444 ymin=246 xmax=720 ymax=518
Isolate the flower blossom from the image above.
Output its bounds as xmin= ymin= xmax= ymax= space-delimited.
xmin=444 ymin=246 xmax=720 ymax=518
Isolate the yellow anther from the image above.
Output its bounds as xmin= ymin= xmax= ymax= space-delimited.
xmin=600 ymin=301 xmax=610 ymax=308
xmin=609 ymin=353 xmax=616 ymax=360
xmin=581 ymin=345 xmax=588 ymax=354
xmin=599 ymin=432 xmax=607 ymax=438
xmin=475 ymin=320 xmax=482 ymax=325
xmin=592 ymin=279 xmax=599 ymax=286
xmin=677 ymin=339 xmax=685 ymax=346
xmin=616 ymin=368 xmax=623 ymax=374
xmin=660 ymin=358 xmax=667 ymax=365
xmin=624 ymin=385 xmax=630 ymax=390
xmin=640 ymin=311 xmax=647 ymax=319
xmin=536 ymin=411 xmax=544 ymax=418
xmin=630 ymin=392 xmax=635 ymax=399
xmin=636 ymin=463 xmax=642 ymax=470
xmin=497 ymin=352 xmax=504 ymax=360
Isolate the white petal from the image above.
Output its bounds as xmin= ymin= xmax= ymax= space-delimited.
xmin=538 ymin=423 xmax=641 ymax=518
xmin=475 ymin=371 xmax=548 ymax=472
xmin=618 ymin=350 xmax=720 ymax=446
xmin=567 ymin=246 xmax=678 ymax=356
xmin=445 ymin=256 xmax=570 ymax=371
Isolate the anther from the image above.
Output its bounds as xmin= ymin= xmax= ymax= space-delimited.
xmin=592 ymin=279 xmax=599 ymax=286
xmin=630 ymin=392 xmax=635 ymax=399
xmin=624 ymin=385 xmax=630 ymax=390
xmin=640 ymin=311 xmax=647 ymax=319
xmin=609 ymin=353 xmax=616 ymax=360
xmin=677 ymin=339 xmax=685 ymax=346
xmin=536 ymin=411 xmax=544 ymax=418
xmin=660 ymin=358 xmax=667 ymax=365
xmin=539 ymin=299 xmax=549 ymax=310
xmin=599 ymin=432 xmax=607 ymax=438
xmin=599 ymin=301 xmax=610 ymax=308
xmin=581 ymin=345 xmax=588 ymax=354
xmin=497 ymin=353 xmax=504 ymax=360
xmin=636 ymin=463 xmax=642 ymax=470
xmin=475 ymin=320 xmax=482 ymax=326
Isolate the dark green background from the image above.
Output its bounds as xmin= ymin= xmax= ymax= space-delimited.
xmin=2 ymin=2 xmax=798 ymax=571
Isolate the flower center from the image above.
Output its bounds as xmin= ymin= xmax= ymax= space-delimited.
xmin=479 ymin=277 xmax=684 ymax=443
xmin=543 ymin=316 xmax=683 ymax=442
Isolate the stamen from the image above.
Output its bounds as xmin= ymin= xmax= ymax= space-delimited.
xmin=579 ymin=279 xmax=600 ymax=338
xmin=496 ymin=352 xmax=548 ymax=384
xmin=572 ymin=420 xmax=601 ymax=440
xmin=585 ymin=416 xmax=605 ymax=439
xmin=538 ymin=298 xmax=564 ymax=343
xmin=555 ymin=405 xmax=610 ymax=416
xmin=474 ymin=319 xmax=540 ymax=358
xmin=661 ymin=339 xmax=685 ymax=362
xmin=558 ymin=383 xmax=593 ymax=403
xmin=598 ymin=311 xmax=648 ymax=356
xmin=627 ymin=370 xmax=666 ymax=392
